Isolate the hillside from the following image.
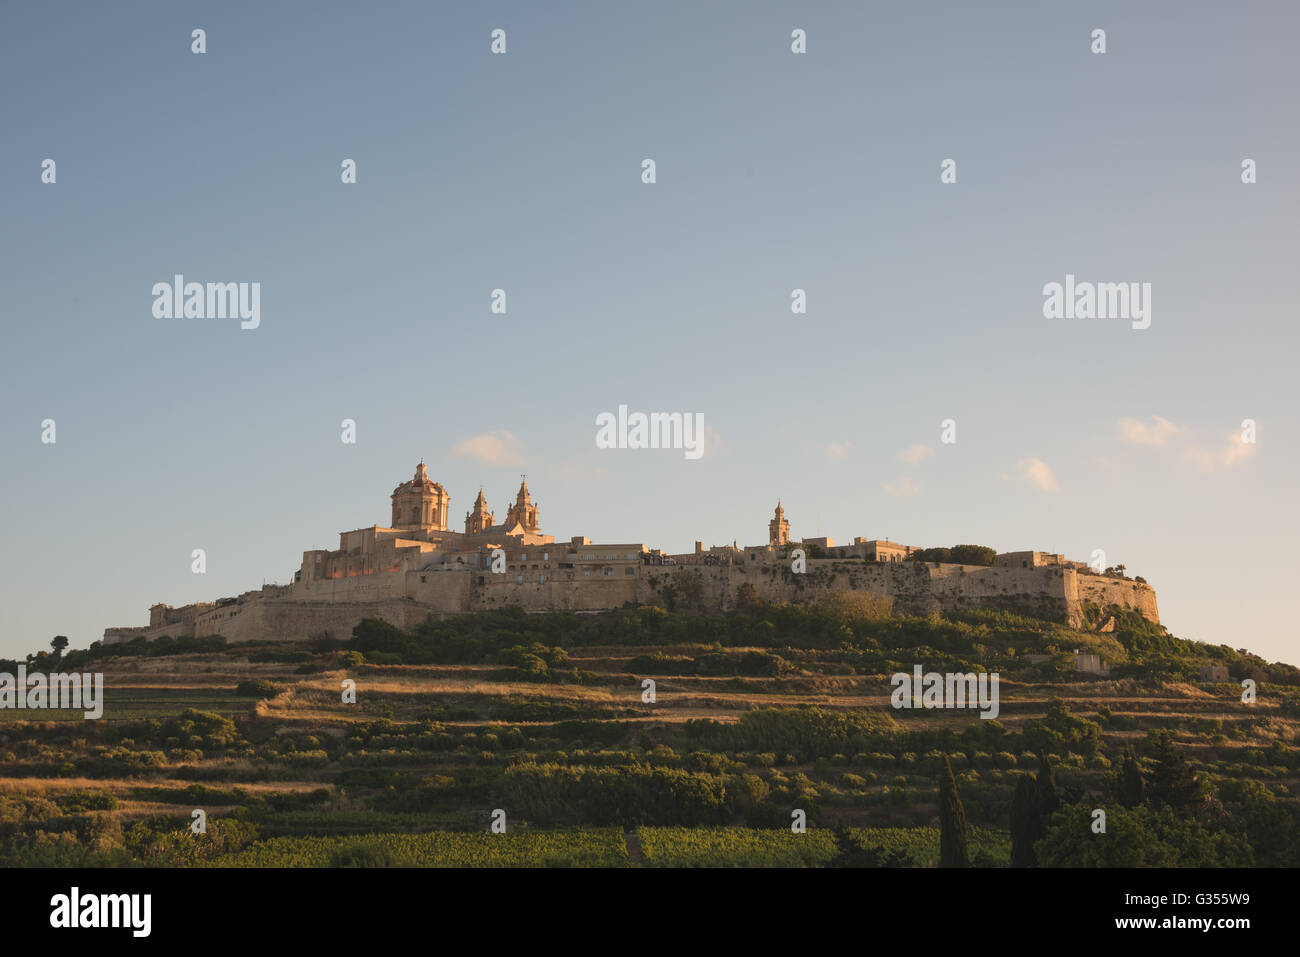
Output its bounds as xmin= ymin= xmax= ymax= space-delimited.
xmin=2 ymin=599 xmax=1298 ymax=867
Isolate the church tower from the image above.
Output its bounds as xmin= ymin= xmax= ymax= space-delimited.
xmin=391 ymin=460 xmax=449 ymax=531
xmin=504 ymin=477 xmax=539 ymax=532
xmin=464 ymin=488 xmax=495 ymax=535
xmin=769 ymin=501 xmax=790 ymax=547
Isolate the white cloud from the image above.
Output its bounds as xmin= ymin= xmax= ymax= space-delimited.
xmin=827 ymin=441 xmax=851 ymax=461
xmin=1118 ymin=415 xmax=1185 ymax=447
xmin=451 ymin=430 xmax=526 ymax=466
xmin=1017 ymin=457 xmax=1061 ymax=492
xmin=884 ymin=476 xmax=920 ymax=498
xmin=898 ymin=443 xmax=934 ymax=465
xmin=1184 ymin=431 xmax=1259 ymax=471
xmin=1221 ymin=432 xmax=1258 ymax=467
xmin=1117 ymin=416 xmax=1258 ymax=472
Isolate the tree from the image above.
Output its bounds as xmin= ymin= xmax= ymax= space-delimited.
xmin=830 ymin=826 xmax=911 ymax=868
xmin=938 ymin=756 xmax=969 ymax=867
xmin=1147 ymin=731 xmax=1200 ymax=811
xmin=735 ymin=583 xmax=764 ymax=616
xmin=50 ymin=636 xmax=69 ymax=661
xmin=1116 ymin=746 xmax=1144 ymax=808
xmin=1009 ymin=754 xmax=1059 ymax=867
xmin=667 ymin=568 xmax=705 ymax=612
xmin=907 ymin=545 xmax=996 ymax=566
xmin=1036 ymin=804 xmax=1252 ymax=867
xmin=1010 ymin=775 xmax=1039 ymax=867
xmin=1035 ymin=752 xmax=1059 ymax=820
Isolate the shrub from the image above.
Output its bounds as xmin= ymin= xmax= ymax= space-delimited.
xmin=235 ymin=679 xmax=282 ymax=698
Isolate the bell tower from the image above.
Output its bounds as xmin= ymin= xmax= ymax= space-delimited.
xmin=504 ymin=476 xmax=540 ymax=532
xmin=464 ymin=488 xmax=495 ymax=535
xmin=769 ymin=501 xmax=790 ymax=547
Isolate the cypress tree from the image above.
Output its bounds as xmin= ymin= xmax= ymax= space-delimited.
xmin=1008 ymin=753 xmax=1059 ymax=867
xmin=939 ymin=756 xmax=970 ymax=867
xmin=1035 ymin=752 xmax=1059 ymax=820
xmin=1117 ymin=746 xmax=1145 ymax=808
xmin=1010 ymin=774 xmax=1039 ymax=867
xmin=1148 ymin=731 xmax=1199 ymax=810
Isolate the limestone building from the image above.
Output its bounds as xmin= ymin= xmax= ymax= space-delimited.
xmin=103 ymin=461 xmax=1161 ymax=646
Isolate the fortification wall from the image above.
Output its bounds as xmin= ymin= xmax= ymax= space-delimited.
xmin=208 ymin=598 xmax=433 ymax=644
xmin=925 ymin=563 xmax=1073 ymax=621
xmin=103 ymin=556 xmax=1161 ymax=646
xmin=405 ymin=567 xmax=472 ymax=612
xmin=472 ymin=574 xmax=639 ymax=613
xmin=1072 ymin=572 xmax=1160 ymax=624
xmin=289 ymin=569 xmax=409 ymax=603
xmin=631 ymin=559 xmax=1155 ymax=625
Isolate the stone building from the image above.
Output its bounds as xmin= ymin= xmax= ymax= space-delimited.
xmin=103 ymin=461 xmax=1162 ymax=645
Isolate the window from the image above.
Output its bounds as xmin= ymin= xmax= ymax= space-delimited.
xmin=604 ymin=567 xmax=613 ymax=576
xmin=583 ymin=569 xmax=592 ymax=577
xmin=543 ymin=552 xmax=549 ymax=560
xmin=521 ymin=552 xmax=527 ymax=561
xmin=539 ymin=574 xmax=546 ymax=584
xmin=624 ymin=567 xmax=634 ymax=576
xmin=516 ymin=575 xmax=523 ymax=584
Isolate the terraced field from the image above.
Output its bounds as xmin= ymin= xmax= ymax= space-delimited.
xmin=1 ymin=604 xmax=1296 ymax=866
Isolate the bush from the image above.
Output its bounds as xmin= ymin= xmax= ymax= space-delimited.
xmin=235 ymin=679 xmax=282 ymax=698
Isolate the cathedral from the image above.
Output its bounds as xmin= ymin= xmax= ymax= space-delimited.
xmin=294 ymin=461 xmax=557 ymax=588
xmin=390 ymin=461 xmax=540 ymax=538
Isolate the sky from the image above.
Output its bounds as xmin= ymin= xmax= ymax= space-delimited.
xmin=1 ymin=2 xmax=1297 ymax=665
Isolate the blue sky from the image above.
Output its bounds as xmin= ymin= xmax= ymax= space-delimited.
xmin=2 ymin=2 xmax=1297 ymax=664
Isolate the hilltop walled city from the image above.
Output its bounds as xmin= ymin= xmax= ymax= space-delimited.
xmin=104 ymin=461 xmax=1160 ymax=646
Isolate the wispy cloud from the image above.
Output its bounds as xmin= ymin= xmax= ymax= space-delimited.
xmin=827 ymin=441 xmax=851 ymax=461
xmin=452 ymin=430 xmax=526 ymax=466
xmin=1115 ymin=416 xmax=1258 ymax=472
xmin=1118 ymin=415 xmax=1186 ymax=447
xmin=1016 ymin=457 xmax=1061 ymax=492
xmin=1183 ymin=430 xmax=1259 ymax=471
xmin=884 ymin=476 xmax=921 ymax=498
xmin=898 ymin=443 xmax=934 ymax=465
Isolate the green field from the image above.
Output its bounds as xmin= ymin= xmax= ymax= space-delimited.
xmin=204 ymin=828 xmax=630 ymax=868
xmin=636 ymin=826 xmax=840 ymax=867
